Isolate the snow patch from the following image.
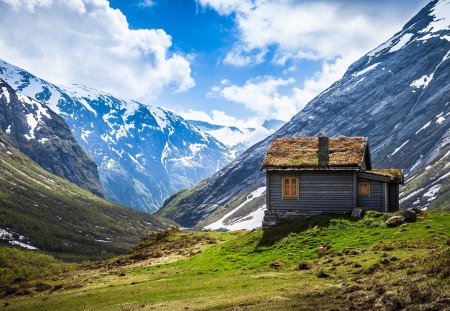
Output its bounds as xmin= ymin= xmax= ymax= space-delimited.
xmin=205 ymin=187 xmax=266 ymax=231
xmin=415 ymin=121 xmax=431 ymax=134
xmin=149 ymin=107 xmax=169 ymax=131
xmin=421 ymin=0 xmax=450 ymax=34
xmin=390 ymin=140 xmax=409 ymax=156
xmin=389 ymin=33 xmax=414 ymax=52
xmin=367 ymin=38 xmax=395 ymax=56
xmin=352 ymin=63 xmax=380 ymax=77
xmin=423 ymin=184 xmax=441 ymax=202
xmin=436 ymin=116 xmax=446 ymax=124
xmin=410 ymin=74 xmax=434 ymax=88
xmin=0 ymin=228 xmax=37 ymax=250
xmin=1 ymin=87 xmax=10 ymax=103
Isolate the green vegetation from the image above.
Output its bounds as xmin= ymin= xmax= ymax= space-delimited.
xmin=1 ymin=210 xmax=449 ymax=310
xmin=0 ymin=246 xmax=72 ymax=286
xmin=0 ymin=134 xmax=168 ymax=260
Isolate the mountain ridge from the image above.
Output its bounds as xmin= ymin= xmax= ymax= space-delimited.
xmin=0 ymin=62 xmax=233 ymax=212
xmin=0 ymin=79 xmax=104 ymax=197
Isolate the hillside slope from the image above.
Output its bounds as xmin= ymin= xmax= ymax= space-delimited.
xmin=158 ymin=0 xmax=450 ymax=228
xmin=1 ymin=211 xmax=449 ymax=310
xmin=0 ymin=62 xmax=233 ymax=212
xmin=0 ymin=80 xmax=104 ymax=197
xmin=0 ymin=133 xmax=167 ymax=259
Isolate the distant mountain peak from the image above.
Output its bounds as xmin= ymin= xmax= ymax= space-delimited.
xmin=0 ymin=79 xmax=105 ymax=197
xmin=0 ymin=61 xmax=233 ymax=212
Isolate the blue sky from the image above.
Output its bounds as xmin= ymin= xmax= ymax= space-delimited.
xmin=0 ymin=0 xmax=429 ymax=127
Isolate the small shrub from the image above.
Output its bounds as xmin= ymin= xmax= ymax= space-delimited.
xmin=317 ymin=243 xmax=332 ymax=257
xmin=297 ymin=262 xmax=311 ymax=270
xmin=316 ymin=270 xmax=330 ymax=278
xmin=269 ymin=259 xmax=285 ymax=268
xmin=35 ymin=283 xmax=52 ymax=292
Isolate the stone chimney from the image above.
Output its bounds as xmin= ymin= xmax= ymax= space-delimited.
xmin=318 ymin=135 xmax=329 ymax=166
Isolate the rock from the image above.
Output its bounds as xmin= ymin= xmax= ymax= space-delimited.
xmin=401 ymin=210 xmax=416 ymax=222
xmin=351 ymin=208 xmax=364 ymax=219
xmin=409 ymin=207 xmax=422 ymax=215
xmin=386 ymin=216 xmax=405 ymax=227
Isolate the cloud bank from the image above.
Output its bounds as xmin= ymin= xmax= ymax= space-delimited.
xmin=0 ymin=0 xmax=194 ymax=101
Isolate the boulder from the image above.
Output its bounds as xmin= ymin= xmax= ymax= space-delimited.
xmin=386 ymin=216 xmax=405 ymax=227
xmin=351 ymin=208 xmax=364 ymax=219
xmin=401 ymin=209 xmax=417 ymax=222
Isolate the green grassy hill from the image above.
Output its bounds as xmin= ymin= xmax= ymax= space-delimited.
xmin=0 ymin=133 xmax=168 ymax=260
xmin=1 ymin=210 xmax=449 ymax=310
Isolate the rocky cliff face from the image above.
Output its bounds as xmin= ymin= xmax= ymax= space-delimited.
xmin=0 ymin=79 xmax=104 ymax=197
xmin=158 ymin=0 xmax=450 ymax=228
xmin=0 ymin=64 xmax=233 ymax=212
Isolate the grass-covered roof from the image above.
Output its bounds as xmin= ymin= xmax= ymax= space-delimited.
xmin=367 ymin=169 xmax=404 ymax=183
xmin=261 ymin=136 xmax=368 ymax=170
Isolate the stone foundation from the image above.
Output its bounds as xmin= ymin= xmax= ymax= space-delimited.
xmin=262 ymin=209 xmax=348 ymax=230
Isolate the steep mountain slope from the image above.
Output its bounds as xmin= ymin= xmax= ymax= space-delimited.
xmin=188 ymin=118 xmax=285 ymax=155
xmin=0 ymin=80 xmax=104 ymax=197
xmin=0 ymin=62 xmax=233 ymax=212
xmin=0 ymin=132 xmax=168 ymax=259
xmin=158 ymin=0 xmax=450 ymax=228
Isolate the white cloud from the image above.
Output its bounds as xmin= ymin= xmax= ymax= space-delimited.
xmin=208 ymin=76 xmax=302 ymax=121
xmin=292 ymin=56 xmax=354 ymax=109
xmin=181 ymin=109 xmax=261 ymax=128
xmin=0 ymin=0 xmax=194 ymax=101
xmin=200 ymin=0 xmax=403 ymax=66
xmin=137 ymin=0 xmax=155 ymax=8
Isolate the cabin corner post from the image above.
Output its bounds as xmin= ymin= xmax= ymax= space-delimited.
xmin=266 ymin=172 xmax=270 ymax=210
xmin=352 ymin=172 xmax=357 ymax=209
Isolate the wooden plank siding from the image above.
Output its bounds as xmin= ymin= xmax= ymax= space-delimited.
xmin=356 ymin=179 xmax=384 ymax=211
xmin=384 ymin=182 xmax=389 ymax=212
xmin=268 ymin=171 xmax=355 ymax=211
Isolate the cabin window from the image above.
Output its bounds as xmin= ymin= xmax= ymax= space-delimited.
xmin=282 ymin=176 xmax=298 ymax=199
xmin=358 ymin=181 xmax=370 ymax=197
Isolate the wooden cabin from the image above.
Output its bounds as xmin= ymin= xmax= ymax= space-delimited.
xmin=260 ymin=136 xmax=403 ymax=228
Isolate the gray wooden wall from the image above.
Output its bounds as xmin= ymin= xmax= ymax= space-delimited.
xmin=268 ymin=171 xmax=354 ymax=211
xmin=356 ymin=179 xmax=385 ymax=211
xmin=267 ymin=171 xmax=389 ymax=212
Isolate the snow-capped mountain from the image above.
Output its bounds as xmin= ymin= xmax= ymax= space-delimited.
xmin=0 ymin=79 xmax=104 ymax=197
xmin=158 ymin=0 xmax=450 ymax=228
xmin=0 ymin=61 xmax=233 ymax=212
xmin=188 ymin=118 xmax=285 ymax=155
